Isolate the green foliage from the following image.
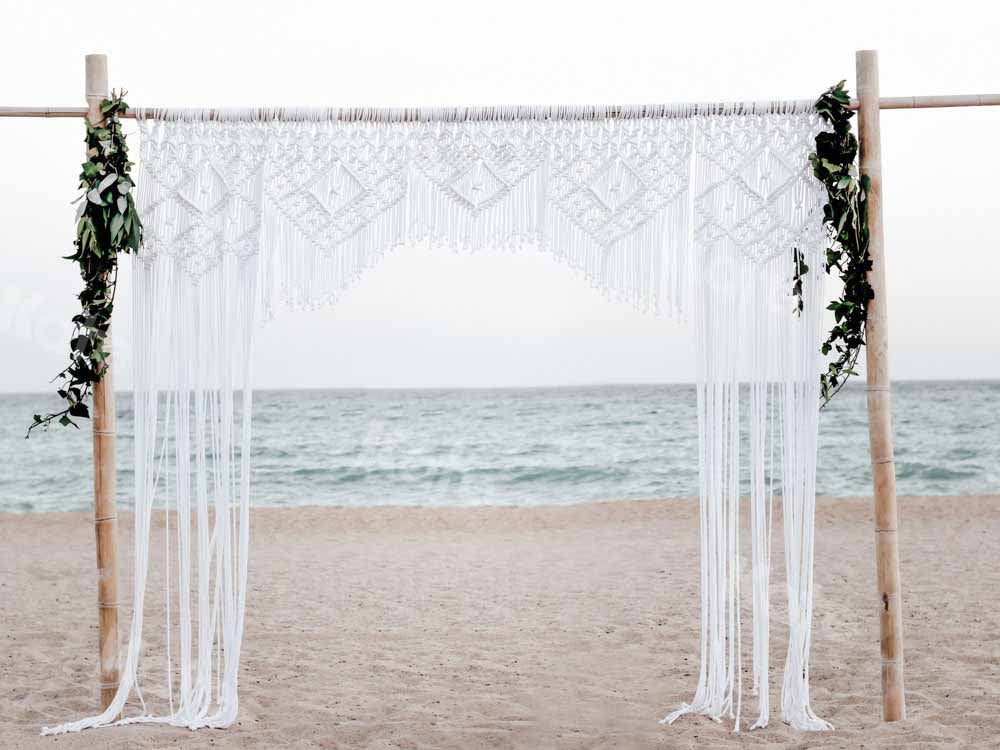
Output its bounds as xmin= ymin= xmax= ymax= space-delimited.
xmin=795 ymin=81 xmax=874 ymax=406
xmin=791 ymin=247 xmax=809 ymax=315
xmin=27 ymin=91 xmax=142 ymax=436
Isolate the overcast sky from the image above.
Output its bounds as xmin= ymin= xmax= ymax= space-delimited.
xmin=1 ymin=0 xmax=997 ymax=391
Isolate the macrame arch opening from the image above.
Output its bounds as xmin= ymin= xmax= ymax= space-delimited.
xmin=43 ymin=101 xmax=832 ymax=736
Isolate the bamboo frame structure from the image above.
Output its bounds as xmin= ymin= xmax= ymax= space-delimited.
xmin=84 ymin=53 xmax=120 ymax=714
xmin=856 ymin=49 xmax=906 ymax=722
xmin=2 ymin=50 xmax=994 ymax=722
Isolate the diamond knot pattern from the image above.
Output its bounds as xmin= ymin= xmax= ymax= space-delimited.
xmin=693 ymin=113 xmax=826 ymax=263
xmin=548 ymin=119 xmax=691 ymax=248
xmin=266 ymin=123 xmax=408 ymax=251
xmin=308 ymin=162 xmax=367 ymax=216
xmin=589 ymin=158 xmax=644 ymax=212
xmin=450 ymin=159 xmax=508 ymax=209
xmin=412 ymin=122 xmax=546 ymax=214
xmin=136 ymin=119 xmax=265 ymax=275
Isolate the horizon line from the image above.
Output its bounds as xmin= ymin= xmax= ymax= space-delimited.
xmin=3 ymin=376 xmax=998 ymax=397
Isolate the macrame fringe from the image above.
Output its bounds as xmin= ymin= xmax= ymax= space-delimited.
xmin=45 ymin=103 xmax=832 ymax=736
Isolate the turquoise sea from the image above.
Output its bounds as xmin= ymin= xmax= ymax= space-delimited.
xmin=1 ymin=381 xmax=997 ymax=513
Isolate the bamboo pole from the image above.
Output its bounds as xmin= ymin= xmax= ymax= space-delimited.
xmin=856 ymin=49 xmax=906 ymax=722
xmin=1 ymin=93 xmax=1000 ymax=120
xmin=85 ymin=53 xmax=120 ymax=714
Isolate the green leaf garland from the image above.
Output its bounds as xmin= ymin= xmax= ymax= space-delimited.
xmin=27 ymin=91 xmax=142 ymax=436
xmin=795 ymin=81 xmax=874 ymax=406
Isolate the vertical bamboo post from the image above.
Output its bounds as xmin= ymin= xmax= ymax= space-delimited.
xmin=856 ymin=49 xmax=905 ymax=722
xmin=85 ymin=52 xmax=120 ymax=713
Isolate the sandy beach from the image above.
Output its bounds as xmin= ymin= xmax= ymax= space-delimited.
xmin=1 ymin=495 xmax=998 ymax=749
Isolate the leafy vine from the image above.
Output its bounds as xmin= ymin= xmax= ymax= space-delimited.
xmin=795 ymin=81 xmax=873 ymax=406
xmin=27 ymin=91 xmax=142 ymax=436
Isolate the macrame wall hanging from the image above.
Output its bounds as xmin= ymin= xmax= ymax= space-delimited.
xmin=44 ymin=101 xmax=830 ymax=735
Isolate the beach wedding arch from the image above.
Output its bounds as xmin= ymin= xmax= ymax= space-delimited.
xmin=24 ymin=50 xmax=983 ymax=736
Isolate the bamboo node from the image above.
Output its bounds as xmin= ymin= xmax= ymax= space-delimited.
xmin=872 ymin=457 xmax=894 ymax=465
xmin=97 ymin=601 xmax=121 ymax=608
xmin=94 ymin=515 xmax=118 ymax=523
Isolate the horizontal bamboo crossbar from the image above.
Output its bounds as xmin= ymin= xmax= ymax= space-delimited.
xmin=1 ymin=94 xmax=999 ymax=120
xmin=852 ymin=94 xmax=1000 ymax=109
xmin=0 ymin=107 xmax=92 ymax=117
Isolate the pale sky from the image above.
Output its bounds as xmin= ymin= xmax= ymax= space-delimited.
xmin=1 ymin=0 xmax=998 ymax=391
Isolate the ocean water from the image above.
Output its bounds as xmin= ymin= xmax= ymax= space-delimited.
xmin=1 ymin=381 xmax=997 ymax=513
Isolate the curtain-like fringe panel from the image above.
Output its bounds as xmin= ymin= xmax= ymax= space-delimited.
xmin=660 ymin=111 xmax=831 ymax=732
xmin=43 ymin=102 xmax=831 ymax=736
xmin=42 ymin=251 xmax=257 ymax=734
xmin=660 ymin=244 xmax=829 ymax=732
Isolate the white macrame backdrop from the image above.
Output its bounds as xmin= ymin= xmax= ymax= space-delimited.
xmin=44 ymin=102 xmax=830 ymax=736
